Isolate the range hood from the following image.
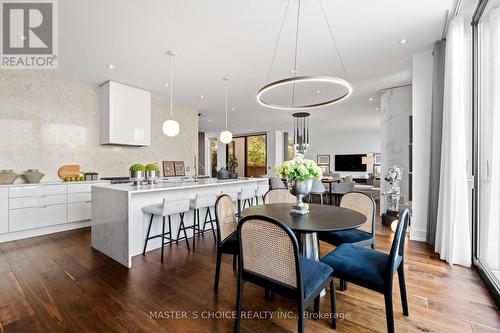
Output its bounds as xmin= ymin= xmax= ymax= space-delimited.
xmin=100 ymin=81 xmax=151 ymax=146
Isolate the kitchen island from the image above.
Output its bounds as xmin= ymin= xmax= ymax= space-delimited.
xmin=91 ymin=178 xmax=268 ymax=267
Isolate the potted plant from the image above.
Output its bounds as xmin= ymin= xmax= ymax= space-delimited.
xmin=129 ymin=164 xmax=145 ymax=180
xmin=145 ymin=163 xmax=160 ymax=184
xmin=227 ymin=156 xmax=239 ymax=179
xmin=275 ymin=154 xmax=322 ymax=214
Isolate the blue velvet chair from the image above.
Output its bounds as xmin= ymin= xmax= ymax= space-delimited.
xmin=320 ymin=209 xmax=410 ymax=333
xmin=319 ymin=191 xmax=376 ymax=249
xmin=235 ymin=215 xmax=336 ymax=333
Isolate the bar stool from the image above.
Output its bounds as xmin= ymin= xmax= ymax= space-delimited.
xmin=238 ymin=187 xmax=256 ymax=217
xmin=189 ymin=192 xmax=219 ymax=250
xmin=255 ymin=184 xmax=270 ymax=205
xmin=142 ymin=197 xmax=191 ymax=262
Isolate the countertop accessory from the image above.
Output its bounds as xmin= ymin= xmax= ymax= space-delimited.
xmin=21 ymin=169 xmax=45 ymax=183
xmin=0 ymin=170 xmax=19 ymax=184
xmin=58 ymin=164 xmax=81 ymax=180
xmin=174 ymin=161 xmax=185 ymax=176
xmin=129 ymin=164 xmax=145 ymax=186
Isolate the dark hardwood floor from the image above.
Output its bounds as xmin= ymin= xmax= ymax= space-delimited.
xmin=0 ymin=220 xmax=498 ymax=332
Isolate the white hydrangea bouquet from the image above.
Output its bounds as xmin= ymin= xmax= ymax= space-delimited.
xmin=275 ymin=154 xmax=322 ymax=181
xmin=274 ymin=154 xmax=322 ymax=214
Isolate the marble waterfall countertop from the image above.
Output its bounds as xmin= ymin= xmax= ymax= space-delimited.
xmin=91 ymin=177 xmax=269 ymax=267
xmin=91 ymin=177 xmax=267 ymax=193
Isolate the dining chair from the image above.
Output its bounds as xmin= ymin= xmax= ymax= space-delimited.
xmin=270 ymin=176 xmax=287 ymax=189
xmin=319 ymin=191 xmax=376 ymax=249
xmin=320 ymin=209 xmax=410 ymax=333
xmin=213 ymin=195 xmax=239 ymax=293
xmin=308 ymin=180 xmax=327 ymax=204
xmin=235 ymin=215 xmax=336 ymax=333
xmin=330 ymin=181 xmax=355 ymax=205
xmin=263 ymin=189 xmax=296 ymax=204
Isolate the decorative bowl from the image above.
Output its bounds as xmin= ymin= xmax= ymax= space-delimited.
xmin=21 ymin=169 xmax=45 ymax=183
xmin=0 ymin=170 xmax=19 ymax=184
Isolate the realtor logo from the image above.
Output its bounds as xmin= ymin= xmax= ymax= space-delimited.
xmin=1 ymin=0 xmax=58 ymax=68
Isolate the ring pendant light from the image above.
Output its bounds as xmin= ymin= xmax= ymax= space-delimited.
xmin=219 ymin=77 xmax=233 ymax=144
xmin=162 ymin=50 xmax=180 ymax=137
xmin=257 ymin=0 xmax=353 ymax=111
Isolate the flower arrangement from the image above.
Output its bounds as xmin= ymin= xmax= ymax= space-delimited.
xmin=275 ymin=155 xmax=322 ymax=181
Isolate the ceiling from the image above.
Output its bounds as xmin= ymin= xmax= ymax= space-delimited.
xmin=57 ymin=0 xmax=454 ymax=135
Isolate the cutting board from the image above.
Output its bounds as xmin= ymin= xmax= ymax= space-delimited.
xmin=58 ymin=165 xmax=80 ymax=179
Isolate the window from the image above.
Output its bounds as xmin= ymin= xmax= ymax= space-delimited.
xmin=474 ymin=0 xmax=500 ymax=304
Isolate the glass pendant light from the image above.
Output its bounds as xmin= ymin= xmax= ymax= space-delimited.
xmin=162 ymin=50 xmax=180 ymax=137
xmin=219 ymin=77 xmax=233 ymax=144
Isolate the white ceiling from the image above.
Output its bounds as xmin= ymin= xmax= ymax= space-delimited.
xmin=57 ymin=0 xmax=453 ymax=135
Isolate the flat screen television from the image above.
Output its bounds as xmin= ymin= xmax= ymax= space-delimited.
xmin=335 ymin=154 xmax=367 ymax=172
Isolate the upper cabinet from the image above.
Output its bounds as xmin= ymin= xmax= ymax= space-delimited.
xmin=100 ymin=81 xmax=151 ymax=146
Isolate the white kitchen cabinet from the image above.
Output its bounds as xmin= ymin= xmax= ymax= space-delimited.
xmin=67 ymin=202 xmax=91 ymax=222
xmin=100 ymin=80 xmax=151 ymax=146
xmin=9 ymin=194 xmax=66 ymax=209
xmin=0 ymin=188 xmax=8 ymax=234
xmin=67 ymin=184 xmax=91 ymax=194
xmin=9 ymin=204 xmax=67 ymax=232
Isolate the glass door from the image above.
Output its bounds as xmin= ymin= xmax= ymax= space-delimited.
xmin=227 ymin=134 xmax=267 ymax=178
xmin=246 ymin=135 xmax=267 ymax=177
xmin=474 ymin=0 xmax=500 ymax=302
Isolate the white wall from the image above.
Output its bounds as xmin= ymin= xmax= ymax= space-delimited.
xmin=304 ymin=130 xmax=380 ymax=177
xmin=0 ymin=70 xmax=199 ymax=181
xmin=267 ymin=130 xmax=283 ymax=177
xmin=411 ymin=50 xmax=434 ymax=241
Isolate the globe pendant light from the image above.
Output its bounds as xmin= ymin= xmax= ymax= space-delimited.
xmin=219 ymin=77 xmax=233 ymax=144
xmin=162 ymin=50 xmax=180 ymax=137
xmin=257 ymin=0 xmax=352 ymax=111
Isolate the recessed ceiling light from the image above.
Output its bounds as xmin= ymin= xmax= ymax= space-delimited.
xmin=208 ymin=119 xmax=212 ymax=123
xmin=200 ymin=95 xmax=205 ymax=99
xmin=107 ymin=64 xmax=114 ymax=69
xmin=398 ymin=38 xmax=408 ymax=45
xmin=231 ymin=107 xmax=235 ymax=111
xmin=290 ymin=69 xmax=298 ymax=74
xmin=249 ymin=129 xmax=253 ymax=131
xmin=164 ymin=83 xmax=169 ymax=87
xmin=17 ymin=34 xmax=26 ymax=40
xmin=375 ymin=107 xmax=379 ymax=111
xmin=369 ymin=97 xmax=374 ymax=101
xmin=316 ymin=90 xmax=321 ymax=94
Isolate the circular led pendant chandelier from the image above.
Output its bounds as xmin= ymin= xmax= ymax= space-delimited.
xmin=163 ymin=50 xmax=180 ymax=137
xmin=219 ymin=77 xmax=233 ymax=144
xmin=257 ymin=0 xmax=352 ymax=111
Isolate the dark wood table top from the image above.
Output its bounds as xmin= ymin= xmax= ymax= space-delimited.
xmin=241 ymin=203 xmax=366 ymax=233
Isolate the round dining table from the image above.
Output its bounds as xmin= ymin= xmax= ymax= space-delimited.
xmin=241 ymin=203 xmax=367 ymax=261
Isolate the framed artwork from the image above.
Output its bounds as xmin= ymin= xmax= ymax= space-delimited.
xmin=319 ymin=165 xmax=330 ymax=174
xmin=163 ymin=161 xmax=175 ymax=177
xmin=174 ymin=161 xmax=186 ymax=176
xmin=317 ymin=154 xmax=330 ymax=165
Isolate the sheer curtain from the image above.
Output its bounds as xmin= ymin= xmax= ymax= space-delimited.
xmin=435 ymin=15 xmax=471 ymax=266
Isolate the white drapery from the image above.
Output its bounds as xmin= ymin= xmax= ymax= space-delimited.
xmin=435 ymin=16 xmax=471 ymax=266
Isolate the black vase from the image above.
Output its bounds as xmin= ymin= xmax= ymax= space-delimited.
xmin=217 ymin=168 xmax=230 ymax=180
xmin=229 ymin=172 xmax=238 ymax=179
